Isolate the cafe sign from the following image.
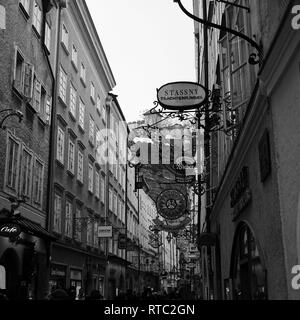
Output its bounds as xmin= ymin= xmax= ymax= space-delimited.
xmin=157 ymin=81 xmax=208 ymax=111
xmin=0 ymin=223 xmax=21 ymax=238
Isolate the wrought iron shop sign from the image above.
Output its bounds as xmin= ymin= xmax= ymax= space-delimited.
xmin=157 ymin=82 xmax=208 ymax=110
xmin=0 ymin=223 xmax=21 ymax=238
xmin=156 ymin=189 xmax=187 ymax=220
xmin=153 ymin=216 xmax=191 ymax=232
xmin=230 ymin=167 xmax=252 ymax=221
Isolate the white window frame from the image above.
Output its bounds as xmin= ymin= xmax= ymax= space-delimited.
xmin=89 ymin=116 xmax=95 ymax=145
xmin=77 ymin=150 xmax=84 ymax=183
xmin=65 ymin=200 xmax=73 ymax=238
xmin=69 ymin=83 xmax=77 ymax=119
xmin=78 ymin=99 xmax=85 ymax=130
xmin=68 ymin=139 xmax=75 ymax=174
xmin=45 ymin=21 xmax=51 ymax=52
xmin=57 ymin=127 xmax=65 ymax=164
xmin=88 ymin=163 xmax=94 ymax=193
xmin=59 ymin=66 xmax=67 ymax=104
xmin=95 ymin=171 xmax=100 ymax=199
xmin=53 ymin=193 xmax=62 ymax=234
xmin=33 ymin=1 xmax=42 ymax=35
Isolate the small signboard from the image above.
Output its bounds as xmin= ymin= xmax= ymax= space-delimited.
xmin=118 ymin=234 xmax=127 ymax=250
xmin=98 ymin=226 xmax=113 ymax=238
xmin=0 ymin=223 xmax=21 ymax=238
xmin=157 ymin=81 xmax=208 ymax=111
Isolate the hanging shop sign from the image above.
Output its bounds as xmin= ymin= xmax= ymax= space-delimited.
xmin=98 ymin=226 xmax=113 ymax=238
xmin=0 ymin=223 xmax=21 ymax=238
xmin=230 ymin=166 xmax=252 ymax=221
xmin=157 ymin=81 xmax=208 ymax=111
xmin=118 ymin=234 xmax=127 ymax=250
xmin=156 ymin=189 xmax=187 ymax=220
xmin=153 ymin=216 xmax=191 ymax=232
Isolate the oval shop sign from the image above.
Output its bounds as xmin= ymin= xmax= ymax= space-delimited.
xmin=157 ymin=81 xmax=208 ymax=111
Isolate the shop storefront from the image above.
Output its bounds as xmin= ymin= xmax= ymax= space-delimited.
xmin=0 ymin=210 xmax=55 ymax=300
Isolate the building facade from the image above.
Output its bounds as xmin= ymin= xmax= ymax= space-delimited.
xmin=48 ymin=0 xmax=116 ymax=299
xmin=194 ymin=0 xmax=300 ymax=300
xmin=0 ymin=0 xmax=57 ymax=299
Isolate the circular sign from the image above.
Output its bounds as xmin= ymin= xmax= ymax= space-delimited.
xmin=156 ymin=189 xmax=187 ymax=220
xmin=0 ymin=223 xmax=21 ymax=238
xmin=157 ymin=81 xmax=208 ymax=111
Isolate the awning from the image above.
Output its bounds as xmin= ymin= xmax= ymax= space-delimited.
xmin=0 ymin=216 xmax=56 ymax=241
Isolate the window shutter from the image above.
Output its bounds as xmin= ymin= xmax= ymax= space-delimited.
xmin=23 ymin=63 xmax=34 ymax=99
xmin=34 ymin=78 xmax=41 ymax=113
xmin=45 ymin=96 xmax=52 ymax=125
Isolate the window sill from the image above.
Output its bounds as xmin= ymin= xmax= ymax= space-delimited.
xmin=19 ymin=3 xmax=30 ymax=20
xmin=68 ymin=111 xmax=76 ymax=122
xmin=80 ymin=77 xmax=86 ymax=88
xmin=61 ymin=41 xmax=69 ymax=56
xmin=77 ymin=179 xmax=84 ymax=186
xmin=90 ymin=96 xmax=95 ymax=105
xmin=78 ymin=124 xmax=85 ymax=134
xmin=67 ymin=170 xmax=75 ymax=178
xmin=56 ymin=159 xmax=65 ymax=169
xmin=32 ymin=25 xmax=41 ymax=40
xmin=58 ymin=95 xmax=68 ymax=108
xmin=71 ymin=60 xmax=78 ymax=73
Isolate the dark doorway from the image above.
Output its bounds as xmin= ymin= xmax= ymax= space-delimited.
xmin=0 ymin=248 xmax=20 ymax=300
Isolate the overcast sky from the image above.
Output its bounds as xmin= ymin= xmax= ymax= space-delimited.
xmin=86 ymin=0 xmax=196 ymax=123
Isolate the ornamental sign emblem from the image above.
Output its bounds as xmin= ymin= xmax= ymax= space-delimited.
xmin=156 ymin=189 xmax=187 ymax=220
xmin=0 ymin=223 xmax=21 ymax=238
xmin=157 ymin=81 xmax=208 ymax=111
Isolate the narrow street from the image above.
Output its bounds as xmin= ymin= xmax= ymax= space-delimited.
xmin=0 ymin=0 xmax=300 ymax=303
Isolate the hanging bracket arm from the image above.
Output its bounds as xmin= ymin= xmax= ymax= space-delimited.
xmin=174 ymin=0 xmax=263 ymax=65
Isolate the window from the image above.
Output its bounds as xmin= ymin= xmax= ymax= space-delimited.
xmin=80 ymin=63 xmax=86 ymax=84
xmin=32 ymin=76 xmax=42 ymax=112
xmin=68 ymin=140 xmax=75 ymax=174
xmin=102 ymin=104 xmax=106 ymax=122
xmin=71 ymin=44 xmax=78 ymax=69
xmin=113 ymin=193 xmax=117 ymax=215
xmin=53 ymin=194 xmax=62 ymax=233
xmin=33 ymin=159 xmax=43 ymax=205
xmin=74 ymin=207 xmax=82 ymax=242
xmin=20 ymin=148 xmax=33 ymax=199
xmin=65 ymin=200 xmax=73 ymax=238
xmin=61 ymin=24 xmax=69 ymax=52
xmin=90 ymin=82 xmax=95 ymax=102
xmin=59 ymin=66 xmax=67 ymax=103
xmin=93 ymin=221 xmax=98 ymax=247
xmin=57 ymin=127 xmax=65 ymax=164
xmin=20 ymin=0 xmax=30 ymax=15
xmin=39 ymin=86 xmax=47 ymax=120
xmin=89 ymin=116 xmax=95 ymax=145
xmin=5 ymin=135 xmax=20 ymax=192
xmin=87 ymin=218 xmax=93 ymax=246
xmin=96 ymin=96 xmax=101 ymax=114
xmin=78 ymin=99 xmax=85 ymax=130
xmin=88 ymin=164 xmax=94 ymax=193
xmin=100 ymin=176 xmax=105 ymax=203
xmin=69 ymin=84 xmax=77 ymax=118
xmin=33 ymin=1 xmax=42 ymax=35
xmin=45 ymin=21 xmax=51 ymax=52
xmin=77 ymin=150 xmax=84 ymax=183
xmin=45 ymin=96 xmax=52 ymax=125
xmin=118 ymin=198 xmax=121 ymax=220
xmin=13 ymin=49 xmax=34 ymax=98
xmin=95 ymin=171 xmax=100 ymax=199
xmin=109 ymin=187 xmax=113 ymax=211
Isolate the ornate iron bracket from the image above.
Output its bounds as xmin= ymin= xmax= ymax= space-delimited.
xmin=0 ymin=109 xmax=24 ymax=130
xmin=173 ymin=0 xmax=263 ymax=65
